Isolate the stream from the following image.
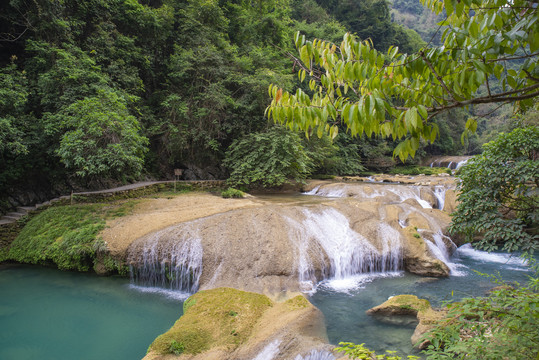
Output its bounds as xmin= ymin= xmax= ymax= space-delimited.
xmin=0 ymin=246 xmax=531 ymax=360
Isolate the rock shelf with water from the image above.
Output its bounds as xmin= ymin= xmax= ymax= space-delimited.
xmin=125 ymin=180 xmax=459 ymax=294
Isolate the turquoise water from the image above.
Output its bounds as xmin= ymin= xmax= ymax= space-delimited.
xmin=309 ymin=246 xmax=533 ymax=356
xmin=0 ymin=247 xmax=532 ymax=360
xmin=0 ymin=264 xmax=184 ymax=360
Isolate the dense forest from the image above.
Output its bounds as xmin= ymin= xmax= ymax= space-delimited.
xmin=0 ymin=0 xmax=511 ymax=212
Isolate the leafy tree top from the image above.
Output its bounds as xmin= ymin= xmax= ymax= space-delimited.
xmin=267 ymin=0 xmax=538 ymax=160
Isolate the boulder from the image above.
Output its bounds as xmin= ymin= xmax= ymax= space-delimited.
xmin=367 ymin=294 xmax=445 ymax=349
xmin=401 ymin=228 xmax=450 ymax=277
xmin=143 ymin=288 xmax=337 ymax=360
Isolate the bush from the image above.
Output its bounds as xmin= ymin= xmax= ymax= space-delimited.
xmin=423 ymin=276 xmax=539 ymax=360
xmin=449 ymin=126 xmax=538 ymax=253
xmin=221 ymin=188 xmax=245 ymax=198
xmin=169 ymin=340 xmax=185 ymax=355
xmin=224 ymin=126 xmax=313 ymax=188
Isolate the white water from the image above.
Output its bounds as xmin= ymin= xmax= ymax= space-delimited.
xmin=252 ymin=339 xmax=281 ymax=360
xmin=294 ymin=350 xmax=336 ymax=360
xmin=306 ymin=184 xmax=433 ymax=209
xmin=129 ymin=228 xmax=203 ymax=293
xmin=433 ymin=186 xmax=446 ymax=210
xmin=455 ymin=159 xmax=469 ymax=170
xmin=288 ymin=208 xmax=403 ymax=292
xmin=457 ymin=244 xmax=528 ymax=268
xmin=423 ymin=231 xmax=465 ymax=276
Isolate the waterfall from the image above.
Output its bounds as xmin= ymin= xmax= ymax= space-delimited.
xmin=288 ymin=208 xmax=403 ymax=291
xmin=457 ymin=244 xmax=528 ymax=268
xmin=294 ymin=350 xmax=336 ymax=360
xmin=422 ymin=231 xmax=464 ymax=276
xmin=252 ymin=339 xmax=281 ymax=360
xmin=433 ymin=186 xmax=446 ymax=210
xmin=306 ymin=183 xmax=433 ymax=209
xmin=128 ymin=228 xmax=203 ymax=293
xmin=455 ymin=159 xmax=469 ymax=170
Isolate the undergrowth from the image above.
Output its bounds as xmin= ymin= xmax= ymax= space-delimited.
xmin=6 ymin=200 xmax=138 ymax=271
xmin=388 ymin=166 xmax=452 ymax=176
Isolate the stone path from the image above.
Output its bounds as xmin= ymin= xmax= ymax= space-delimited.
xmin=0 ymin=180 xmax=223 ymax=225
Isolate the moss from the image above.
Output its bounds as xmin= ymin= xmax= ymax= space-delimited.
xmin=149 ymin=287 xmax=273 ymax=355
xmin=285 ymin=295 xmax=311 ymax=310
xmin=6 ymin=200 xmax=141 ymax=272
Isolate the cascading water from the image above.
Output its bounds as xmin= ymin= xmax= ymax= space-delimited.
xmin=421 ymin=230 xmax=464 ymax=276
xmin=433 ymin=185 xmax=446 ymax=210
xmin=252 ymin=339 xmax=281 ymax=360
xmin=294 ymin=350 xmax=336 ymax=360
xmin=128 ymin=228 xmax=203 ymax=293
xmin=306 ymin=183 xmax=433 ymax=209
xmin=287 ymin=208 xmax=403 ymax=291
xmin=455 ymin=158 xmax=469 ymax=170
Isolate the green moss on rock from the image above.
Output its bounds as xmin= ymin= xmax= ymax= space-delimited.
xmin=149 ymin=288 xmax=273 ymax=355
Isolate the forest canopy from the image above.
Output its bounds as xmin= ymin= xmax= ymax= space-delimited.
xmin=0 ymin=0 xmax=528 ymax=210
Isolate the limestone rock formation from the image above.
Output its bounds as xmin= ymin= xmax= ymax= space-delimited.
xmin=125 ymin=181 xmax=457 ymax=294
xmin=367 ymin=294 xmax=446 ymax=349
xmin=143 ymin=288 xmax=337 ymax=360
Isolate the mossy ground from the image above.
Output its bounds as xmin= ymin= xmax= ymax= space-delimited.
xmin=149 ymin=288 xmax=273 ymax=355
xmin=5 ymin=200 xmax=139 ymax=271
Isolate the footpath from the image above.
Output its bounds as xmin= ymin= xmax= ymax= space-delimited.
xmin=0 ymin=180 xmax=225 ymax=225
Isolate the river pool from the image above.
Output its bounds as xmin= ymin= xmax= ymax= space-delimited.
xmin=0 ymin=245 xmax=532 ymax=360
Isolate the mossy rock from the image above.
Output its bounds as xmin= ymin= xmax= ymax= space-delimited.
xmin=149 ymin=288 xmax=273 ymax=355
xmin=367 ymin=294 xmax=431 ymax=317
xmin=367 ymin=294 xmax=446 ymax=349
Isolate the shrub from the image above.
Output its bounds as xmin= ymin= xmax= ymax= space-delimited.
xmin=423 ymin=276 xmax=539 ymax=360
xmin=221 ymin=188 xmax=245 ymax=198
xmin=224 ymin=126 xmax=313 ymax=188
xmin=169 ymin=340 xmax=185 ymax=355
xmin=449 ymin=126 xmax=538 ymax=254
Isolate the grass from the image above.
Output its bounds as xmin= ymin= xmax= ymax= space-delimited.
xmin=6 ymin=200 xmax=139 ymax=271
xmin=149 ymin=287 xmax=273 ymax=355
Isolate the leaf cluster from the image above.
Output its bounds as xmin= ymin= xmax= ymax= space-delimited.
xmin=223 ymin=126 xmax=314 ymax=188
xmin=423 ymin=277 xmax=539 ymax=360
xmin=268 ymin=0 xmax=538 ymax=160
xmin=449 ymin=125 xmax=538 ymax=254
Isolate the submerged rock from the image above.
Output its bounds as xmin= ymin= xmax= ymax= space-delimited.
xmin=367 ymin=294 xmax=445 ymax=349
xmin=143 ymin=288 xmax=337 ymax=360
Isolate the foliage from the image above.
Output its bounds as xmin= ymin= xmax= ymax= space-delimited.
xmin=168 ymin=340 xmax=185 ymax=355
xmin=388 ymin=165 xmax=451 ymax=176
xmin=223 ymin=126 xmax=313 ymax=188
xmin=54 ymin=88 xmax=148 ymax=179
xmin=221 ymin=188 xmax=245 ymax=198
xmin=423 ymin=277 xmax=539 ymax=360
xmin=267 ymin=0 xmax=539 ymax=161
xmin=335 ymin=342 xmax=420 ymax=360
xmin=449 ymin=126 xmax=538 ymax=254
xmin=304 ymin=132 xmax=364 ymax=175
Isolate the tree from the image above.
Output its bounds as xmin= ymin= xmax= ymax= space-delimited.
xmin=54 ymin=88 xmax=149 ymax=180
xmin=223 ymin=126 xmax=313 ymax=188
xmin=449 ymin=125 xmax=538 ymax=254
xmin=267 ymin=0 xmax=538 ymax=161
